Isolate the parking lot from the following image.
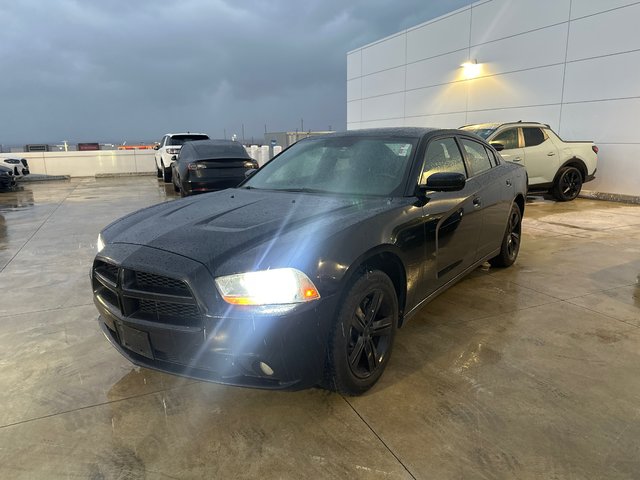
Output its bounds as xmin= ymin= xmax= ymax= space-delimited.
xmin=1 ymin=176 xmax=639 ymax=479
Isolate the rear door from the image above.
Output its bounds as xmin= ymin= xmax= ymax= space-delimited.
xmin=459 ymin=137 xmax=512 ymax=259
xmin=521 ymin=127 xmax=559 ymax=185
xmin=418 ymin=136 xmax=483 ymax=292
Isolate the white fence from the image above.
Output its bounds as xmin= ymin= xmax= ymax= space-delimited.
xmin=10 ymin=144 xmax=283 ymax=178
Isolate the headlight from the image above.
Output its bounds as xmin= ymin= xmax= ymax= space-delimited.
xmin=243 ymin=161 xmax=258 ymax=169
xmin=215 ymin=268 xmax=320 ymax=305
xmin=166 ymin=148 xmax=180 ymax=155
xmin=96 ymin=233 xmax=106 ymax=253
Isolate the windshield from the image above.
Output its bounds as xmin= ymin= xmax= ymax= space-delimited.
xmin=243 ymin=136 xmax=418 ymax=196
xmin=460 ymin=127 xmax=496 ymax=140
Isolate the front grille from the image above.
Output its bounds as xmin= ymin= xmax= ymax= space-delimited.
xmin=92 ymin=260 xmax=203 ymax=328
xmin=133 ymin=271 xmax=190 ymax=295
xmin=95 ymin=261 xmax=119 ymax=284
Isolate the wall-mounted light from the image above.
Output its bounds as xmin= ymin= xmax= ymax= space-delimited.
xmin=461 ymin=59 xmax=481 ymax=79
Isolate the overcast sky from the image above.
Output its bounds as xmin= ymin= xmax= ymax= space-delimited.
xmin=0 ymin=0 xmax=474 ymax=145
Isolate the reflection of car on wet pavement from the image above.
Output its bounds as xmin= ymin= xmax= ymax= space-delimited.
xmin=0 ymin=165 xmax=16 ymax=190
xmin=0 ymin=157 xmax=30 ymax=177
xmin=92 ymin=127 xmax=527 ymax=395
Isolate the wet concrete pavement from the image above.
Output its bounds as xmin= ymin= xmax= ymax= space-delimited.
xmin=0 ymin=177 xmax=639 ymax=479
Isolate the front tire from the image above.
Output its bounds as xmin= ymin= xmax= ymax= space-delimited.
xmin=552 ymin=166 xmax=582 ymax=201
xmin=325 ymin=270 xmax=398 ymax=395
xmin=156 ymin=166 xmax=162 ymax=178
xmin=489 ymin=202 xmax=522 ymax=268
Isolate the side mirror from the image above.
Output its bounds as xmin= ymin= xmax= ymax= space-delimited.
xmin=490 ymin=142 xmax=505 ymax=152
xmin=422 ymin=172 xmax=466 ymax=192
xmin=244 ymin=169 xmax=258 ymax=179
xmin=153 ymin=145 xmax=160 ymax=150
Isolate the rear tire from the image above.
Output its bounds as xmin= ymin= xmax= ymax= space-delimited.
xmin=552 ymin=166 xmax=582 ymax=201
xmin=325 ymin=270 xmax=398 ymax=395
xmin=489 ymin=202 xmax=522 ymax=268
xmin=162 ymin=165 xmax=172 ymax=183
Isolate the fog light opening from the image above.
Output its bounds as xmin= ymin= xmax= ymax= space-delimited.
xmin=259 ymin=361 xmax=274 ymax=376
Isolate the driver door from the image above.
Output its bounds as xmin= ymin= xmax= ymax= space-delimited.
xmin=491 ymin=127 xmax=525 ymax=169
xmin=417 ymin=136 xmax=483 ymax=297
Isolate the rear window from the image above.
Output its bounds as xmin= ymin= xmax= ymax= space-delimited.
xmin=460 ymin=127 xmax=496 ymax=140
xmin=168 ymin=135 xmax=209 ymax=146
xmin=522 ymin=127 xmax=546 ymax=147
xmin=193 ymin=144 xmax=249 ymax=160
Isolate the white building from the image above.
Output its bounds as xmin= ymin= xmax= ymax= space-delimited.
xmin=347 ymin=0 xmax=640 ymax=199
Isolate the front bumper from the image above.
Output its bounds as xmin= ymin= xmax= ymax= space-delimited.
xmin=92 ymin=244 xmax=337 ymax=389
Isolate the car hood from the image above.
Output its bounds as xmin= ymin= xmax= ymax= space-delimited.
xmin=104 ymin=188 xmax=398 ymax=275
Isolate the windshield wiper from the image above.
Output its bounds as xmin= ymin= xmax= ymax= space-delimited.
xmin=275 ymin=188 xmax=332 ymax=194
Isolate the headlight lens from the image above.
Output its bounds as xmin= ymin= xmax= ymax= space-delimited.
xmin=166 ymin=148 xmax=180 ymax=155
xmin=215 ymin=268 xmax=320 ymax=305
xmin=96 ymin=233 xmax=106 ymax=253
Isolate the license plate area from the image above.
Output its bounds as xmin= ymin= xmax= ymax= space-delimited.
xmin=118 ymin=323 xmax=154 ymax=359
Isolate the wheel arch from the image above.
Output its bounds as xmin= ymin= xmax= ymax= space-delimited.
xmin=339 ymin=247 xmax=408 ymax=327
xmin=514 ymin=193 xmax=525 ymax=216
xmin=557 ymin=157 xmax=588 ymax=182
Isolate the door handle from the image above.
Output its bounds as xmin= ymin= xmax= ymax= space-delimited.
xmin=513 ymin=157 xmax=522 ymax=162
xmin=473 ymin=197 xmax=481 ymax=207
xmin=547 ymin=152 xmax=555 ymax=156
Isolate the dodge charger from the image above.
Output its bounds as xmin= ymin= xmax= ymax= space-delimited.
xmin=92 ymin=128 xmax=527 ymax=395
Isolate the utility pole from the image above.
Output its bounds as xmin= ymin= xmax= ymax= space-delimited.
xmin=224 ymin=128 xmax=227 ymax=140
xmin=241 ymin=123 xmax=245 ymax=143
xmin=301 ymin=118 xmax=304 ymax=132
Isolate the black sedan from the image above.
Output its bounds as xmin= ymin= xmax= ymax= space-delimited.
xmin=171 ymin=139 xmax=258 ymax=196
xmin=92 ymin=128 xmax=527 ymax=395
xmin=0 ymin=165 xmax=16 ymax=190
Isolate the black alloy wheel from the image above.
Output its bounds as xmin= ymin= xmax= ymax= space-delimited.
xmin=326 ymin=270 xmax=398 ymax=395
xmin=489 ymin=202 xmax=522 ymax=268
xmin=553 ymin=166 xmax=582 ymax=201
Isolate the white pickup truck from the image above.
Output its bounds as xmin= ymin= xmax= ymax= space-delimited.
xmin=461 ymin=121 xmax=598 ymax=201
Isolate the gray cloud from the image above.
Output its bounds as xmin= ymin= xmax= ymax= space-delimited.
xmin=0 ymin=0 xmax=473 ymax=145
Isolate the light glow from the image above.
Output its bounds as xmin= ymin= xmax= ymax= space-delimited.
xmin=461 ymin=60 xmax=482 ymax=79
xmin=215 ymin=268 xmax=320 ymax=305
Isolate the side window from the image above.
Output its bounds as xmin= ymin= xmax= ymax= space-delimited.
xmin=460 ymin=138 xmax=492 ymax=176
xmin=420 ymin=137 xmax=466 ymax=185
xmin=522 ymin=127 xmax=546 ymax=147
xmin=162 ymin=136 xmax=169 ymax=147
xmin=486 ymin=147 xmax=500 ymax=166
xmin=492 ymin=128 xmax=519 ymax=149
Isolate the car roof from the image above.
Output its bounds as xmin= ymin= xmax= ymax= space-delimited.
xmin=461 ymin=121 xmax=550 ymax=130
xmin=164 ymin=132 xmax=208 ymax=137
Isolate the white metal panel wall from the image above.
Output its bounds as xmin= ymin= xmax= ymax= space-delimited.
xmin=347 ymin=0 xmax=640 ymax=197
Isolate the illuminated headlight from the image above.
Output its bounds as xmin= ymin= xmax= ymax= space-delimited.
xmin=215 ymin=268 xmax=320 ymax=305
xmin=96 ymin=233 xmax=106 ymax=253
xmin=166 ymin=148 xmax=180 ymax=155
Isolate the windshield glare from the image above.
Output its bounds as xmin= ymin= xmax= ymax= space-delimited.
xmin=244 ymin=136 xmax=417 ymax=196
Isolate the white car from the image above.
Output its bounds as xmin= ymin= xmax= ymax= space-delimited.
xmin=154 ymin=133 xmax=209 ymax=182
xmin=461 ymin=122 xmax=598 ymax=201
xmin=1 ymin=157 xmax=30 ymax=177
